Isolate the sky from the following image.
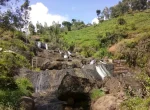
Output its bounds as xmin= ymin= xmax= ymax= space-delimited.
xmin=29 ymin=0 xmax=120 ymax=26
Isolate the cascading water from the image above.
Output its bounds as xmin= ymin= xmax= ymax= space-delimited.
xmin=35 ymin=73 xmax=43 ymax=93
xmin=96 ymin=65 xmax=106 ymax=80
xmin=34 ymin=71 xmax=51 ymax=93
xmin=95 ymin=63 xmax=111 ymax=80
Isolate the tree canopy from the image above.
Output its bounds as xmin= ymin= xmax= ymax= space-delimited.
xmin=0 ymin=0 xmax=31 ymax=33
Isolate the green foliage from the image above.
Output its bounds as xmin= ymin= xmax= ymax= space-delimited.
xmin=0 ymin=77 xmax=17 ymax=90
xmin=61 ymin=10 xmax=150 ymax=61
xmin=16 ymin=78 xmax=33 ymax=95
xmin=0 ymin=52 xmax=30 ymax=77
xmin=121 ymin=97 xmax=150 ymax=110
xmin=115 ymin=32 xmax=150 ymax=68
xmin=94 ymin=48 xmax=111 ymax=58
xmin=90 ymin=89 xmax=105 ymax=100
xmin=130 ymin=23 xmax=136 ymax=30
xmin=110 ymin=0 xmax=147 ymax=18
xmin=0 ymin=78 xmax=33 ymax=108
xmin=137 ymin=72 xmax=150 ymax=96
xmin=71 ymin=20 xmax=86 ymax=31
xmin=118 ymin=18 xmax=126 ymax=25
xmin=29 ymin=22 xmax=35 ymax=35
xmin=62 ymin=21 xmax=72 ymax=31
xmin=0 ymin=0 xmax=31 ymax=33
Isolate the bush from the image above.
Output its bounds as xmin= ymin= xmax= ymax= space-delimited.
xmin=90 ymin=89 xmax=105 ymax=100
xmin=131 ymin=23 xmax=136 ymax=30
xmin=121 ymin=97 xmax=150 ymax=110
xmin=0 ymin=78 xmax=33 ymax=108
xmin=118 ymin=18 xmax=126 ymax=25
xmin=0 ymin=52 xmax=30 ymax=77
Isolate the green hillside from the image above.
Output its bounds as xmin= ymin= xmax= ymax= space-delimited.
xmin=62 ymin=10 xmax=150 ymax=60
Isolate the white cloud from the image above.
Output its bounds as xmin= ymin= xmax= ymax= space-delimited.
xmin=91 ymin=17 xmax=99 ymax=24
xmin=29 ymin=2 xmax=69 ymax=26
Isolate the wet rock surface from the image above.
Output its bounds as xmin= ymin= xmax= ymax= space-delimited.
xmin=18 ymin=67 xmax=96 ymax=110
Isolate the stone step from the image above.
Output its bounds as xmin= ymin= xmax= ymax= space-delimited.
xmin=114 ymin=67 xmax=127 ymax=70
xmin=114 ymin=70 xmax=128 ymax=74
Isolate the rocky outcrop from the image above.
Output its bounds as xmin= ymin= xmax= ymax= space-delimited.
xmin=102 ymin=74 xmax=144 ymax=97
xmin=18 ymin=68 xmax=97 ymax=110
xmin=91 ymin=92 xmax=126 ymax=110
xmin=18 ymin=48 xmax=144 ymax=110
xmin=18 ymin=68 xmax=97 ymax=93
xmin=19 ymin=96 xmax=35 ymax=110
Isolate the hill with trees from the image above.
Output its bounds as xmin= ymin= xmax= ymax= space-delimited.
xmin=0 ymin=0 xmax=150 ymax=109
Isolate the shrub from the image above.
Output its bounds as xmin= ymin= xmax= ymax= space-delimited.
xmin=0 ymin=78 xmax=33 ymax=108
xmin=118 ymin=18 xmax=126 ymax=25
xmin=131 ymin=23 xmax=136 ymax=30
xmin=0 ymin=52 xmax=30 ymax=77
xmin=90 ymin=89 xmax=105 ymax=100
xmin=121 ymin=97 xmax=150 ymax=110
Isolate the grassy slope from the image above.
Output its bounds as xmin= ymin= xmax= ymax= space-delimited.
xmin=0 ymin=31 xmax=34 ymax=109
xmin=62 ymin=10 xmax=150 ymax=110
xmin=62 ymin=10 xmax=150 ymax=58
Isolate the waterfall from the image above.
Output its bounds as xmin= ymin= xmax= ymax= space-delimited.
xmin=90 ymin=60 xmax=95 ymax=65
xmin=35 ymin=73 xmax=43 ymax=93
xmin=96 ymin=65 xmax=106 ymax=80
xmin=68 ymin=51 xmax=71 ymax=56
xmin=101 ymin=64 xmax=111 ymax=76
xmin=64 ymin=54 xmax=68 ymax=59
xmin=45 ymin=43 xmax=48 ymax=50
xmin=95 ymin=63 xmax=111 ymax=80
xmin=37 ymin=41 xmax=41 ymax=48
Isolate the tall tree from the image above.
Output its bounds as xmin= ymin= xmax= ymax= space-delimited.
xmin=0 ymin=0 xmax=31 ymax=33
xmin=72 ymin=19 xmax=76 ymax=24
xmin=36 ymin=21 xmax=44 ymax=34
xmin=96 ymin=10 xmax=101 ymax=18
xmin=29 ymin=22 xmax=35 ymax=35
xmin=62 ymin=21 xmax=72 ymax=31
xmin=103 ymin=7 xmax=110 ymax=20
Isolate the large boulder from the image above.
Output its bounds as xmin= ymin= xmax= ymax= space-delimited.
xmin=82 ymin=64 xmax=102 ymax=80
xmin=22 ymin=69 xmax=97 ymax=93
xmin=33 ymin=93 xmax=65 ymax=110
xmin=19 ymin=96 xmax=35 ymax=110
xmin=37 ymin=49 xmax=61 ymax=59
xmin=17 ymin=68 xmax=98 ymax=110
xmin=102 ymin=75 xmax=144 ymax=97
xmin=41 ymin=61 xmax=64 ymax=70
xmin=91 ymin=92 xmax=125 ymax=110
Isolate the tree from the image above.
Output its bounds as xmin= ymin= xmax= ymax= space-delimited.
xmin=29 ymin=22 xmax=35 ymax=35
xmin=36 ymin=22 xmax=44 ymax=34
xmin=96 ymin=10 xmax=101 ymax=18
xmin=0 ymin=0 xmax=11 ymax=6
xmin=72 ymin=19 xmax=76 ymax=24
xmin=131 ymin=0 xmax=147 ymax=10
xmin=103 ymin=7 xmax=110 ymax=20
xmin=118 ymin=18 xmax=126 ymax=25
xmin=62 ymin=21 xmax=72 ymax=31
xmin=0 ymin=0 xmax=31 ymax=33
xmin=110 ymin=1 xmax=129 ymax=18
